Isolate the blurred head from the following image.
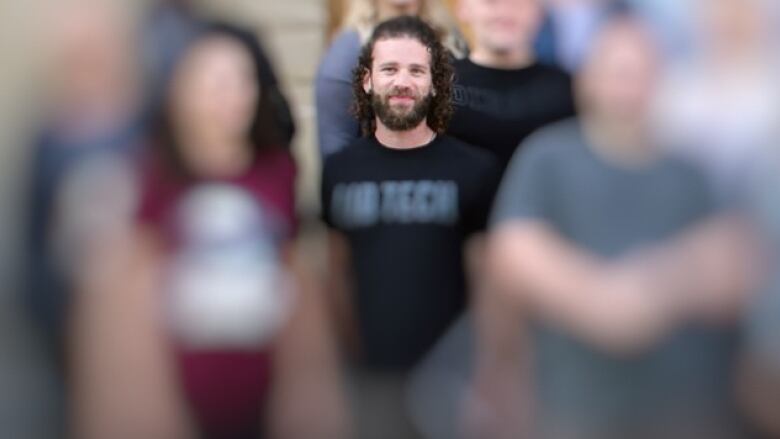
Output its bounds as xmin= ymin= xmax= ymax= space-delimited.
xmin=343 ymin=0 xmax=467 ymax=57
xmin=695 ymin=0 xmax=773 ymax=57
xmin=156 ymin=23 xmax=283 ymax=178
xmin=353 ymin=16 xmax=454 ymax=134
xmin=576 ymin=16 xmax=660 ymax=123
xmin=457 ymin=0 xmax=542 ymax=56
xmin=43 ymin=0 xmax=138 ymax=108
xmin=378 ymin=0 xmax=422 ymax=20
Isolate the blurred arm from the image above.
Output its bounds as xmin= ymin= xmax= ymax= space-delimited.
xmin=488 ymin=215 xmax=758 ymax=354
xmin=737 ymin=352 xmax=780 ymax=437
xmin=267 ymin=239 xmax=351 ymax=439
xmin=316 ymin=75 xmax=360 ymax=158
xmin=324 ymin=230 xmax=360 ymax=359
xmin=466 ymin=234 xmax=526 ymax=380
xmin=68 ymin=227 xmax=194 ymax=439
xmin=662 ymin=214 xmax=760 ymax=323
xmin=466 ymin=252 xmax=534 ymax=438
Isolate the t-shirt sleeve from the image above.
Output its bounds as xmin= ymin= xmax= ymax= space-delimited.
xmin=270 ymin=150 xmax=299 ymax=239
xmin=320 ymin=158 xmax=336 ymax=228
xmin=489 ymin=137 xmax=554 ymax=228
xmin=463 ymin=155 xmax=501 ymax=235
xmin=135 ymin=156 xmax=168 ymax=227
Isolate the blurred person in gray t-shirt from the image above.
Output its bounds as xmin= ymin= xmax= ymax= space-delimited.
xmin=480 ymin=13 xmax=759 ymax=439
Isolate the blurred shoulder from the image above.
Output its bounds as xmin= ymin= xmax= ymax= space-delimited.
xmin=317 ymin=30 xmax=361 ymax=80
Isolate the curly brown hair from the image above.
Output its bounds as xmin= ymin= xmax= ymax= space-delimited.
xmin=351 ymin=16 xmax=454 ymax=136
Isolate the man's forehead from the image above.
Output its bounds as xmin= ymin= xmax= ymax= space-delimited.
xmin=372 ymin=36 xmax=431 ymax=64
xmin=588 ymin=21 xmax=658 ymax=65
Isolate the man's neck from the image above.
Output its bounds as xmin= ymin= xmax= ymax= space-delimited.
xmin=469 ymin=46 xmax=535 ymax=70
xmin=581 ymin=114 xmax=657 ymax=168
xmin=374 ymin=121 xmax=436 ymax=149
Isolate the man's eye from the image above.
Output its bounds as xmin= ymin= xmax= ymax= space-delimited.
xmin=382 ymin=67 xmax=396 ymax=73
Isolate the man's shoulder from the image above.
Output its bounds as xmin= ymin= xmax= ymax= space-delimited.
xmin=523 ymin=63 xmax=574 ymax=95
xmin=317 ymin=30 xmax=361 ymax=79
xmin=500 ymin=118 xmax=588 ymax=176
xmin=324 ymin=136 xmax=375 ymax=166
xmin=451 ymin=57 xmax=473 ymax=71
xmin=532 ymin=62 xmax=571 ymax=79
xmin=515 ymin=118 xmax=584 ymax=162
xmin=438 ymin=134 xmax=499 ymax=170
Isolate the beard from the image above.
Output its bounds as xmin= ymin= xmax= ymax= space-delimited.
xmin=372 ymin=89 xmax=433 ymax=131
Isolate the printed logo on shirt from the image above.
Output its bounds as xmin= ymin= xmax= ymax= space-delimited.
xmin=331 ymin=180 xmax=459 ymax=228
xmin=452 ymin=84 xmax=533 ymax=120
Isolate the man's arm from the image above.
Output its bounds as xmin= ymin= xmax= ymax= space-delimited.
xmin=488 ymin=220 xmax=671 ymax=354
xmin=266 ymin=238 xmax=352 ymax=439
xmin=324 ymin=230 xmax=360 ymax=358
xmin=68 ymin=227 xmax=195 ymax=439
xmin=736 ymin=352 xmax=780 ymax=437
xmin=465 ymin=251 xmax=534 ymax=439
xmin=316 ymin=75 xmax=361 ymax=158
xmin=486 ymin=216 xmax=756 ymax=355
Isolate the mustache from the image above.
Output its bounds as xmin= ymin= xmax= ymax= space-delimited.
xmin=387 ymin=87 xmax=416 ymax=99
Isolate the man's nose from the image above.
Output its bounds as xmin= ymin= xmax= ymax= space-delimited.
xmin=392 ymin=69 xmax=414 ymax=87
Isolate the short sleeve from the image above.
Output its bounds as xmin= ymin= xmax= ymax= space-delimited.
xmin=463 ymin=156 xmax=501 ymax=235
xmin=489 ymin=136 xmax=555 ymax=228
xmin=320 ymin=157 xmax=336 ymax=228
xmin=135 ymin=155 xmax=170 ymax=227
xmin=260 ymin=149 xmax=299 ymax=239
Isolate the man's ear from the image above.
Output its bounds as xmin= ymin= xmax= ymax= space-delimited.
xmin=363 ymin=69 xmax=372 ymax=94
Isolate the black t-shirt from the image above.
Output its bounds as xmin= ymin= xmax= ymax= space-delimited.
xmin=321 ymin=134 xmax=500 ymax=371
xmin=448 ymin=58 xmax=575 ymax=171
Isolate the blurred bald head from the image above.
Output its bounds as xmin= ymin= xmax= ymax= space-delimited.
xmin=42 ymin=0 xmax=140 ymax=107
xmin=576 ymin=16 xmax=660 ymax=124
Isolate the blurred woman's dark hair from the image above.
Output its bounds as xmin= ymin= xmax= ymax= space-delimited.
xmin=152 ymin=21 xmax=295 ymax=179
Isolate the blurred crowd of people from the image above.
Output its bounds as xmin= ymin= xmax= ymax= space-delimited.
xmin=10 ymin=0 xmax=780 ymax=438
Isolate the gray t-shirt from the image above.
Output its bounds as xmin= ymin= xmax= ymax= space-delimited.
xmin=491 ymin=119 xmax=745 ymax=439
xmin=315 ymin=30 xmax=362 ymax=158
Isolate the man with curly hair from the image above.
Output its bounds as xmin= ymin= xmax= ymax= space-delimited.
xmin=320 ymin=15 xmax=500 ymax=438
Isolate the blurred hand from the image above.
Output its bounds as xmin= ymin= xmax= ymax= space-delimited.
xmin=574 ymin=259 xmax=682 ymax=355
xmin=673 ymin=216 xmax=762 ymax=324
xmin=268 ymin=389 xmax=352 ymax=439
xmin=460 ymin=371 xmax=529 ymax=439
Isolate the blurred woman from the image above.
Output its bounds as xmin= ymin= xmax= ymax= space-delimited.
xmin=70 ymin=23 xmax=347 ymax=439
xmin=315 ymin=0 xmax=467 ymax=158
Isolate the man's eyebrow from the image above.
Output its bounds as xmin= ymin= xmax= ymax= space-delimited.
xmin=375 ymin=62 xmax=429 ymax=70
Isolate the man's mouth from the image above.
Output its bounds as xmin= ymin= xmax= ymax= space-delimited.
xmin=389 ymin=95 xmax=415 ymax=103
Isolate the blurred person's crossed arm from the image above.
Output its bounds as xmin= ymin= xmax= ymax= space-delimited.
xmin=487 ymin=213 xmax=758 ymax=355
